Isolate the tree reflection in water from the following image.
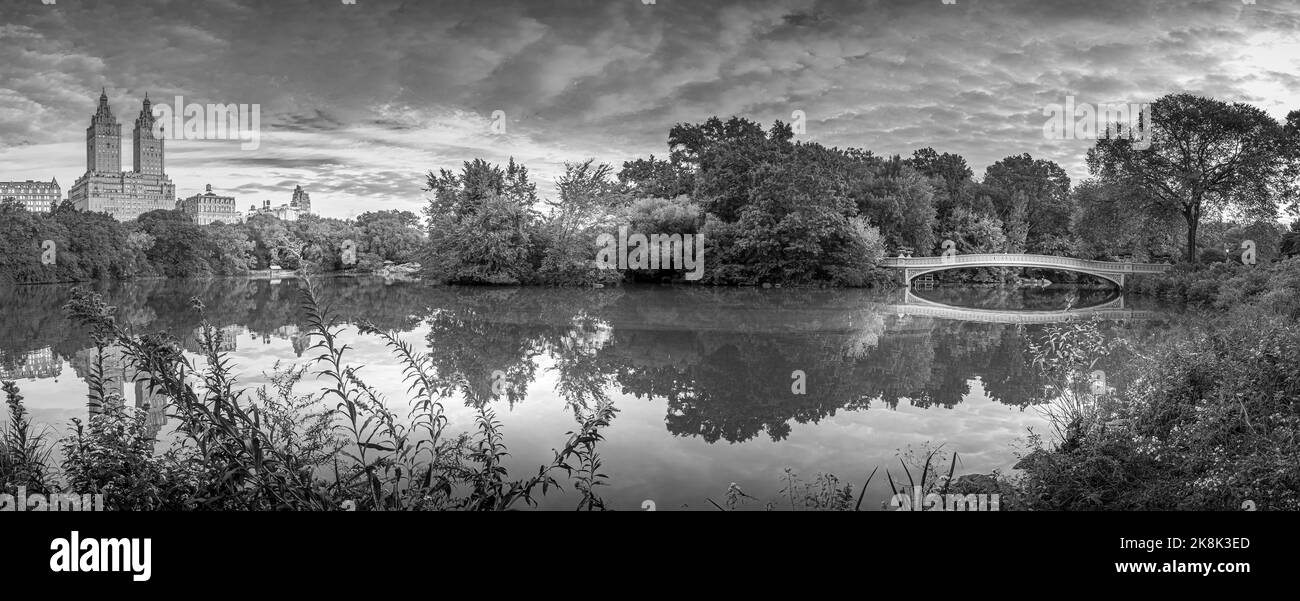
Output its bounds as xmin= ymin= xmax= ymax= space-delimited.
xmin=1 ymin=279 xmax=1179 ymax=446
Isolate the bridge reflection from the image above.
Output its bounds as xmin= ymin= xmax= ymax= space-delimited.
xmin=882 ymin=289 xmax=1162 ymax=324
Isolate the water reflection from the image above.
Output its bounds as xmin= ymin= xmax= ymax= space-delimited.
xmin=4 ymin=279 xmax=1177 ymax=435
xmin=1 ymin=279 xmax=1183 ymax=507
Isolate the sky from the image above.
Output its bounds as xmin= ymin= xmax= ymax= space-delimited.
xmin=1 ymin=0 xmax=1298 ymax=219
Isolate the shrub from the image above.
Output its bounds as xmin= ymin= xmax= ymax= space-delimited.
xmin=1 ymin=381 xmax=54 ymax=495
xmin=49 ymin=281 xmax=619 ymax=510
xmin=1005 ymin=275 xmax=1300 ymax=510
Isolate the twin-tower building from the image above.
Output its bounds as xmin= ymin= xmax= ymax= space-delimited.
xmin=57 ymin=90 xmax=309 ymax=223
xmin=67 ymin=90 xmax=177 ymax=221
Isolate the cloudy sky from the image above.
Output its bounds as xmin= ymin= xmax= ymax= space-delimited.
xmin=1 ymin=0 xmax=1298 ymax=218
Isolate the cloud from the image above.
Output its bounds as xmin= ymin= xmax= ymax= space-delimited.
xmin=1 ymin=0 xmax=1297 ymax=217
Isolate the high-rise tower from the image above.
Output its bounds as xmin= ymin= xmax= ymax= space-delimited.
xmin=290 ymin=185 xmax=312 ymax=215
xmin=69 ymin=89 xmax=176 ymax=220
xmin=86 ymin=88 xmax=122 ymax=173
xmin=132 ymin=95 xmax=164 ymax=176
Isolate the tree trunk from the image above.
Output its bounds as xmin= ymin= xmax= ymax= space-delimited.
xmin=1184 ymin=201 xmax=1200 ymax=263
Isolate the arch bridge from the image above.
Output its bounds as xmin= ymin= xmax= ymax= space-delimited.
xmin=880 ymin=254 xmax=1173 ymax=288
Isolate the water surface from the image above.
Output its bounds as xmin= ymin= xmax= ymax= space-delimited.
xmin=0 ymin=278 xmax=1181 ymax=509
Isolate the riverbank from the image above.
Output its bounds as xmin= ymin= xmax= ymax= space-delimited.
xmin=946 ymin=257 xmax=1300 ymax=510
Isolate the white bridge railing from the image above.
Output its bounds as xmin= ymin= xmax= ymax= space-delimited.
xmin=880 ymin=253 xmax=1173 ymax=274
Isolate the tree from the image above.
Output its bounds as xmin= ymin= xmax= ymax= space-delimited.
xmin=536 ymin=160 xmax=627 ymax=285
xmin=615 ymin=196 xmax=703 ymax=282
xmin=1281 ymin=220 xmax=1300 ymax=258
xmin=547 ymin=160 xmax=626 ymax=239
xmin=291 ymin=214 xmax=357 ymax=271
xmin=423 ymin=159 xmax=541 ymax=284
xmin=1087 ymin=93 xmax=1295 ymax=262
xmin=425 ymin=193 xmax=536 ymax=284
xmin=618 ymin=155 xmax=694 ymax=199
xmin=56 ymin=209 xmax=138 ymax=279
xmin=205 ymin=222 xmax=255 ymax=274
xmin=1072 ymin=179 xmax=1180 ymax=261
xmin=242 ymin=213 xmax=296 ymax=270
xmin=355 ymin=210 xmax=423 ymax=264
xmin=982 ymin=154 xmax=1073 ymax=254
xmin=134 ymin=210 xmax=214 ymax=277
xmin=669 ymin=116 xmax=775 ymax=222
xmin=907 ymin=147 xmax=973 ymax=207
xmin=856 ymin=164 xmax=938 ymax=253
xmin=940 ymin=207 xmax=1008 ymax=254
xmin=423 ymin=157 xmax=538 ymax=222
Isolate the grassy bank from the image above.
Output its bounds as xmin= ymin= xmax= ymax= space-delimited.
xmin=958 ymin=258 xmax=1300 ymax=510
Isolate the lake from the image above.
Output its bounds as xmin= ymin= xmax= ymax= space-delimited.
xmin=0 ymin=277 xmax=1184 ymax=510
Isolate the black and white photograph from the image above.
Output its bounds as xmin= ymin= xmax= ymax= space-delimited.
xmin=1 ymin=0 xmax=1296 ymax=588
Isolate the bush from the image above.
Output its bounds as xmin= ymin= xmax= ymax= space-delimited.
xmin=61 ymin=403 xmax=204 ymax=511
xmin=40 ymin=282 xmax=619 ymax=510
xmin=1199 ymin=247 xmax=1229 ymax=263
xmin=1131 ymin=258 xmax=1299 ymax=308
xmin=1005 ymin=263 xmax=1300 ymax=510
xmin=534 ymin=227 xmax=622 ymax=287
xmin=1 ymin=381 xmax=54 ymax=495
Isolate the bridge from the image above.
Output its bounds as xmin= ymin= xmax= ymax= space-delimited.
xmin=881 ymin=289 xmax=1163 ymax=324
xmin=880 ymin=253 xmax=1173 ymax=288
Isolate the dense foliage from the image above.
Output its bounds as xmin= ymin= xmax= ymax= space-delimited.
xmin=958 ymin=258 xmax=1300 ymax=510
xmin=0 ymin=199 xmax=424 ymax=284
xmin=417 ymin=96 xmax=1295 ymax=288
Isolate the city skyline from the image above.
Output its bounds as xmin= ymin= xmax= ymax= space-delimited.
xmin=2 ymin=0 xmax=1299 ymax=220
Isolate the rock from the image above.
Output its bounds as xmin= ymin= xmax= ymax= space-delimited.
xmin=1012 ymin=448 xmax=1053 ymax=471
xmin=948 ymin=473 xmax=1002 ymax=495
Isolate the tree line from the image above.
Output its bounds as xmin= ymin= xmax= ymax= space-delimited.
xmin=0 ymin=200 xmax=424 ymax=284
xmin=6 ymin=92 xmax=1297 ymax=287
xmin=421 ymin=92 xmax=1300 ymax=287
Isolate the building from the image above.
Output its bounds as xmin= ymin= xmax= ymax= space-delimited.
xmin=0 ymin=178 xmax=62 ymax=213
xmin=247 ymin=199 xmax=300 ymax=222
xmin=68 ymin=90 xmax=177 ymax=221
xmin=246 ymin=186 xmax=313 ymax=222
xmin=0 ymin=347 xmax=62 ymax=381
xmin=179 ymin=184 xmax=240 ymax=225
xmin=183 ymin=325 xmax=244 ymax=354
xmin=291 ymin=184 xmax=311 ymax=215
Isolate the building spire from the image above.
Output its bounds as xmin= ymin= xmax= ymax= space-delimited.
xmin=94 ymin=88 xmax=114 ymax=121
